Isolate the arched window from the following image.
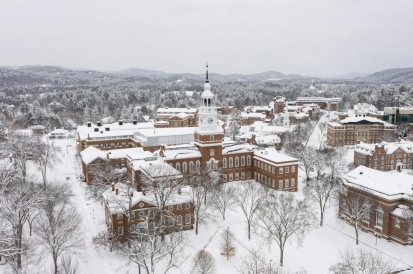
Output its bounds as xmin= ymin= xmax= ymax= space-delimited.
xmin=247 ymin=155 xmax=251 ymax=166
xmin=223 ymin=158 xmax=227 ymax=168
xmin=364 ymin=207 xmax=370 ymax=222
xmin=210 ymin=149 xmax=215 ymax=156
xmin=189 ymin=161 xmax=194 ymax=173
xmin=391 ymin=160 xmax=394 ymax=164
xmin=241 ymin=156 xmax=245 ymax=166
xmin=229 ymin=157 xmax=233 ymax=168
xmin=235 ymin=157 xmax=239 ymax=167
xmin=196 ymin=160 xmax=201 ymax=171
xmin=168 ymin=217 xmax=174 ymax=227
xmin=376 ymin=205 xmax=384 ymax=227
xmin=185 ymin=214 xmax=191 ymax=224
xmin=175 ymin=162 xmax=180 ymax=172
xmin=177 ymin=215 xmax=182 ymax=224
xmin=183 ymin=162 xmax=187 ymax=173
xmin=209 ymin=159 xmax=215 ymax=170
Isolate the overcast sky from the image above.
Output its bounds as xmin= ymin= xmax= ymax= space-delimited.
xmin=1 ymin=0 xmax=413 ymax=76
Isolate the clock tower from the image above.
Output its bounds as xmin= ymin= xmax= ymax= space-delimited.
xmin=194 ymin=63 xmax=224 ymax=168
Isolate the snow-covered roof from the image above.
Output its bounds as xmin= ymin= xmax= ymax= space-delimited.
xmin=254 ymin=147 xmax=298 ymax=163
xmin=137 ymin=162 xmax=183 ymax=181
xmin=255 ymin=135 xmax=281 ymax=145
xmin=339 ymin=116 xmax=393 ymax=125
xmin=154 ymin=144 xmax=201 ymax=160
xmin=355 ymin=140 xmax=413 ymax=156
xmin=344 ymin=166 xmax=413 ymax=200
xmin=391 ymin=204 xmax=411 ymax=218
xmin=77 ymin=122 xmax=155 ymax=138
xmin=88 ymin=129 xmax=134 ymax=139
xmin=222 ymin=141 xmax=256 ymax=155
xmin=241 ymin=112 xmax=266 ymax=118
xmin=136 ymin=127 xmax=196 ymax=137
xmin=157 ymin=107 xmax=197 ymax=113
xmin=106 ymin=147 xmax=145 ymax=159
xmin=102 ymin=183 xmax=192 ymax=214
xmin=80 ymin=146 xmax=108 ymax=165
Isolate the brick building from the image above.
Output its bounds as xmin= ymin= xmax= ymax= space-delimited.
xmin=327 ymin=115 xmax=396 ymax=146
xmin=296 ymin=97 xmax=341 ymax=111
xmin=273 ymin=96 xmax=286 ymax=114
xmin=156 ymin=107 xmax=198 ymax=127
xmin=354 ymin=139 xmax=413 ymax=171
xmin=340 ymin=166 xmax=413 ymax=245
xmin=102 ymin=182 xmax=194 ymax=237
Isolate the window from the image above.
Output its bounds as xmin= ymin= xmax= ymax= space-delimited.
xmin=177 ymin=204 xmax=182 ymax=210
xmin=235 ymin=157 xmax=239 ymax=167
xmin=241 ymin=172 xmax=245 ymax=179
xmin=229 ymin=158 xmax=233 ymax=168
xmin=210 ymin=149 xmax=215 ymax=156
xmin=272 ymin=179 xmax=275 ymax=188
xmin=272 ymin=167 xmax=275 ymax=173
xmin=223 ymin=158 xmax=227 ymax=168
xmin=185 ymin=203 xmax=190 ymax=209
xmin=196 ymin=160 xmax=200 ymax=171
xmin=168 ymin=205 xmax=173 ymax=211
xmin=247 ymin=171 xmax=251 ymax=179
xmin=247 ymin=156 xmax=251 ymax=166
xmin=279 ymin=167 xmax=283 ymax=174
xmin=139 ymin=211 xmax=145 ymax=217
xmin=261 ymin=163 xmax=264 ymax=169
xmin=210 ymin=135 xmax=214 ymax=141
xmin=229 ymin=173 xmax=233 ymax=181
xmin=285 ymin=179 xmax=289 ymax=188
xmin=168 ymin=217 xmax=174 ymax=227
xmin=130 ymin=211 xmax=135 ymax=218
xmin=183 ymin=162 xmax=187 ymax=173
xmin=395 ymin=219 xmax=400 ymax=228
xmin=235 ymin=173 xmax=239 ymax=180
xmin=185 ymin=214 xmax=191 ymax=224
xmin=376 ymin=206 xmax=384 ymax=227
xmin=176 ymin=162 xmax=180 ymax=172
xmin=279 ymin=180 xmax=283 ymax=188
xmin=291 ymin=178 xmax=295 ymax=187
xmin=292 ymin=166 xmax=295 ymax=172
xmin=118 ymin=227 xmax=123 ymax=235
xmin=254 ymin=172 xmax=257 ymax=179
xmin=117 ymin=214 xmax=123 ymax=219
xmin=223 ymin=174 xmax=227 ymax=182
xmin=177 ymin=215 xmax=182 ymax=224
xmin=149 ymin=208 xmax=154 ymax=215
xmin=241 ymin=156 xmax=245 ymax=166
xmin=189 ymin=161 xmax=194 ymax=172
xmin=257 ymin=173 xmax=260 ymax=181
xmin=363 ymin=207 xmax=370 ymax=222
xmin=285 ymin=167 xmax=289 ymax=173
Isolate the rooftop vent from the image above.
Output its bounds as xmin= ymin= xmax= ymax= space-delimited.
xmin=94 ymin=128 xmax=99 ymax=132
xmin=87 ymin=122 xmax=92 ymax=127
xmin=360 ymin=172 xmax=363 ymax=175
xmin=133 ymin=120 xmax=137 ymax=125
xmin=97 ymin=121 xmax=102 ymax=126
xmin=118 ymin=120 xmax=123 ymax=126
xmin=105 ymin=127 xmax=110 ymax=131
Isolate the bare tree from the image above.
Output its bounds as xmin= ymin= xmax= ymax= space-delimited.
xmin=219 ymin=227 xmax=236 ymax=260
xmin=304 ymin=176 xmax=340 ymax=226
xmin=118 ymin=213 xmax=188 ymax=274
xmin=329 ymin=248 xmax=395 ymax=274
xmin=92 ymin=229 xmax=121 ymax=252
xmin=234 ymin=180 xmax=267 ymax=240
xmin=0 ymin=176 xmax=44 ymax=270
xmin=57 ymin=255 xmax=81 ymax=274
xmin=34 ymin=185 xmax=85 ymax=274
xmin=192 ymin=249 xmax=216 ymax=274
xmin=211 ymin=184 xmax=236 ymax=220
xmin=88 ymin=161 xmax=129 ymax=202
xmin=338 ymin=185 xmax=372 ymax=245
xmin=313 ymin=149 xmax=329 ymax=180
xmin=255 ymin=192 xmax=315 ymax=266
xmin=31 ymin=139 xmax=60 ymax=189
xmin=6 ymin=137 xmax=36 ymax=180
xmin=296 ymin=146 xmax=316 ymax=181
xmin=187 ymin=168 xmax=220 ymax=235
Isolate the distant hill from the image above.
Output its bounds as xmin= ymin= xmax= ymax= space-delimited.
xmin=356 ymin=68 xmax=413 ymax=83
xmin=332 ymin=72 xmax=369 ymax=79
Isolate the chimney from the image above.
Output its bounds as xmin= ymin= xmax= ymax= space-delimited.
xmin=112 ymin=183 xmax=115 ymax=191
xmin=105 ymin=127 xmax=110 ymax=131
xmin=97 ymin=121 xmax=102 ymax=127
xmin=142 ymin=189 xmax=146 ymax=196
xmin=87 ymin=122 xmax=92 ymax=127
xmin=133 ymin=120 xmax=137 ymax=125
xmin=107 ymin=152 xmax=111 ymax=159
xmin=116 ymin=188 xmax=119 ymax=195
xmin=119 ymin=120 xmax=123 ymax=126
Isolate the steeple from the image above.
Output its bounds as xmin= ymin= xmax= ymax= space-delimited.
xmin=206 ymin=62 xmax=209 ymax=83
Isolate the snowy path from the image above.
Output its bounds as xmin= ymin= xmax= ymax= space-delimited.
xmin=306 ymin=113 xmax=326 ymax=148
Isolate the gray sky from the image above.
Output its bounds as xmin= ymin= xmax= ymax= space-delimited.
xmin=1 ymin=0 xmax=413 ymax=76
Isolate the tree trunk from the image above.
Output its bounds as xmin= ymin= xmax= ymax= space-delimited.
xmin=247 ymin=221 xmax=251 ymax=240
xmin=195 ymin=219 xmax=199 ymax=235
xmin=355 ymin=224 xmax=359 ymax=245
xmin=17 ymin=223 xmax=23 ymax=270
xmin=53 ymin=253 xmax=58 ymax=274
xmin=279 ymin=246 xmax=284 ymax=266
xmin=320 ymin=210 xmax=324 ymax=227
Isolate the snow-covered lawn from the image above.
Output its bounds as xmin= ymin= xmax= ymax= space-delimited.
xmin=13 ymin=137 xmax=413 ymax=274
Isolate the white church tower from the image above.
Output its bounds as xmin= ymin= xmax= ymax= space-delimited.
xmin=283 ymin=101 xmax=290 ymax=129
xmin=194 ymin=63 xmax=224 ymax=166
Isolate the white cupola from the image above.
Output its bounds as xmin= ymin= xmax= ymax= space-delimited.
xmin=202 ymin=63 xmax=213 ymax=107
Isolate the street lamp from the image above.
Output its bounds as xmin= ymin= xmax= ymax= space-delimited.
xmin=269 ymin=259 xmax=272 ymax=274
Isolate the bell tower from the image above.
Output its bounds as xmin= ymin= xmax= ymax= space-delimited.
xmin=194 ymin=63 xmax=224 ymax=167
